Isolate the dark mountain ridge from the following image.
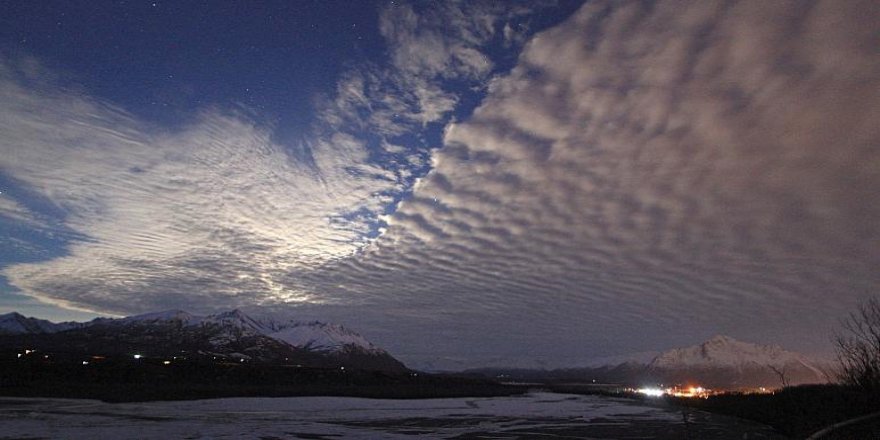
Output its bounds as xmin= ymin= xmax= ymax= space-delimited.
xmin=0 ymin=309 xmax=407 ymax=373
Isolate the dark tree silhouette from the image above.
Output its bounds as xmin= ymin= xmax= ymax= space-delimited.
xmin=835 ymin=297 xmax=880 ymax=393
xmin=768 ymin=364 xmax=789 ymax=388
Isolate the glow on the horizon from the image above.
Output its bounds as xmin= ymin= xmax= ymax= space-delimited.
xmin=636 ymin=387 xmax=665 ymax=397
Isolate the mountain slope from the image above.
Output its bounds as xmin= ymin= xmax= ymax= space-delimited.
xmin=644 ymin=335 xmax=830 ymax=388
xmin=267 ymin=322 xmax=384 ymax=354
xmin=649 ymin=335 xmax=818 ymax=370
xmin=0 ymin=309 xmax=407 ymax=372
xmin=0 ymin=312 xmax=83 ymax=335
xmin=460 ymin=336 xmax=831 ymax=390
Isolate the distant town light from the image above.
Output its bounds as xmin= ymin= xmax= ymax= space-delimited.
xmin=163 ymin=360 xmax=171 ymax=365
xmin=658 ymin=385 xmax=711 ymax=398
xmin=133 ymin=354 xmax=143 ymax=359
xmin=637 ymin=387 xmax=665 ymax=397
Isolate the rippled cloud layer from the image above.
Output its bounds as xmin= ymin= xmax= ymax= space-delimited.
xmin=299 ymin=0 xmax=880 ymax=366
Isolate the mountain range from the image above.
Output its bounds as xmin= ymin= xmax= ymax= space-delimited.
xmin=0 ymin=309 xmax=407 ymax=373
xmin=641 ymin=335 xmax=832 ymax=388
xmin=1 ymin=310 xmax=835 ymax=388
xmin=464 ymin=335 xmax=833 ymax=390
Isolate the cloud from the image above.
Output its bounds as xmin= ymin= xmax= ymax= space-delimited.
xmin=2 ymin=1 xmax=879 ymax=368
xmin=0 ymin=59 xmax=401 ymax=313
xmin=1 ymin=1 xmax=545 ymax=318
xmin=0 ymin=195 xmax=49 ymax=230
xmin=321 ymin=2 xmax=553 ymax=133
xmin=0 ymin=1 xmax=545 ymax=317
xmin=295 ymin=0 xmax=880 ymax=366
xmin=379 ymin=2 xmax=495 ymax=80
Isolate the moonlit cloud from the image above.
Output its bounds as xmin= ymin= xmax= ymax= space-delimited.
xmin=0 ymin=59 xmax=400 ymax=313
xmin=380 ymin=2 xmax=497 ymax=79
xmin=1 ymin=1 xmax=878 ymax=369
xmin=296 ymin=0 xmax=880 ymax=367
xmin=321 ymin=2 xmax=552 ymax=133
xmin=0 ymin=1 xmax=536 ymax=317
xmin=0 ymin=196 xmax=49 ymax=230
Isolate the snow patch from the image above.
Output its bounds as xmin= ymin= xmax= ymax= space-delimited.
xmin=268 ymin=322 xmax=383 ymax=354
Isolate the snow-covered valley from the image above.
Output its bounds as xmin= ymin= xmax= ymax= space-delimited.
xmin=0 ymin=392 xmax=784 ymax=439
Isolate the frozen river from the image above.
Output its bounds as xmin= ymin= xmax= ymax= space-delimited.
xmin=0 ymin=392 xmax=783 ymax=439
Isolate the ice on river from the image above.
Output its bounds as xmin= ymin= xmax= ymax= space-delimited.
xmin=0 ymin=392 xmax=783 ymax=439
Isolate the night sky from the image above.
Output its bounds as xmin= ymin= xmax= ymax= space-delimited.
xmin=1 ymin=0 xmax=878 ymax=370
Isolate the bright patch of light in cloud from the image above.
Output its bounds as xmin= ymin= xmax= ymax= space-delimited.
xmin=0 ymin=60 xmax=400 ymax=313
xmin=0 ymin=1 xmax=539 ymax=317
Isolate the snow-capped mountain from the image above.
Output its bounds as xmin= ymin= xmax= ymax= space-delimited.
xmin=644 ymin=335 xmax=831 ymax=388
xmin=0 ymin=312 xmax=84 ymax=335
xmin=118 ymin=309 xmax=385 ymax=355
xmin=649 ymin=335 xmax=819 ymax=371
xmin=460 ymin=336 xmax=832 ymax=390
xmin=0 ymin=309 xmax=407 ymax=372
xmin=267 ymin=322 xmax=384 ymax=354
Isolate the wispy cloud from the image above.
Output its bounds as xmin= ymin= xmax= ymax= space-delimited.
xmin=0 ymin=58 xmax=401 ymax=313
xmin=0 ymin=1 xmax=535 ymax=316
xmin=321 ymin=2 xmax=550 ymax=132
xmin=380 ymin=2 xmax=497 ymax=79
xmin=0 ymin=195 xmax=49 ymax=231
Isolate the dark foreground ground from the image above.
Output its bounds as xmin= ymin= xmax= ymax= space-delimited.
xmin=668 ymin=385 xmax=880 ymax=439
xmin=0 ymin=392 xmax=785 ymax=439
xmin=5 ymin=358 xmax=877 ymax=438
xmin=0 ymin=358 xmax=524 ymax=401
xmin=548 ymin=383 xmax=880 ymax=439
